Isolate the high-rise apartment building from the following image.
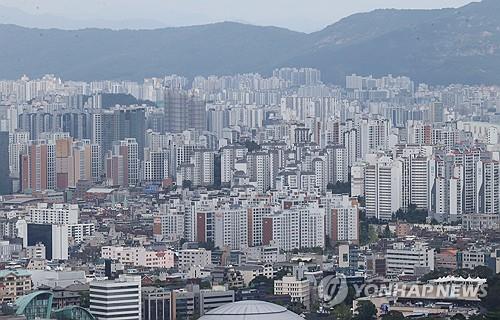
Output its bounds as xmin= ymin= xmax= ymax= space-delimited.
xmin=0 ymin=132 xmax=12 ymax=194
xmin=192 ymin=149 xmax=214 ymax=187
xmin=92 ymin=107 xmax=145 ymax=161
xmin=164 ymin=90 xmax=206 ymax=133
xmin=143 ymin=148 xmax=169 ymax=183
xmin=214 ymin=206 xmax=248 ymax=250
xmin=262 ymin=203 xmax=325 ymax=251
xmin=20 ymin=140 xmax=56 ymax=192
xmin=105 ymin=138 xmax=139 ymax=187
xmin=327 ymin=195 xmax=360 ymax=245
xmin=247 ymin=151 xmax=271 ymax=194
xmin=365 ymin=156 xmax=403 ymax=221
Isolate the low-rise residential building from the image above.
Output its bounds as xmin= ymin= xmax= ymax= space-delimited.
xmin=0 ymin=269 xmax=32 ymax=303
xmin=462 ymin=213 xmax=500 ymax=231
xmin=435 ymin=248 xmax=458 ymax=270
xmin=274 ymin=275 xmax=310 ymax=309
xmin=101 ymin=246 xmax=175 ymax=269
xmin=458 ymin=247 xmax=487 ymax=270
xmin=237 ymin=264 xmax=274 ymax=286
xmin=25 ymin=243 xmax=46 ymax=260
xmin=178 ymin=248 xmax=212 ymax=272
xmin=385 ymin=242 xmax=435 ymax=276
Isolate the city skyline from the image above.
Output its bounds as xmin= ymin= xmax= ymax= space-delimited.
xmin=1 ymin=1 xmax=500 ymax=319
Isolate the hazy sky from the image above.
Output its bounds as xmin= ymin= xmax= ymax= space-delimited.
xmin=0 ymin=0 xmax=476 ymax=32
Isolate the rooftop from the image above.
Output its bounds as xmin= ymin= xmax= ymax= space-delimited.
xmin=199 ymin=300 xmax=303 ymax=320
xmin=0 ymin=269 xmax=31 ymax=278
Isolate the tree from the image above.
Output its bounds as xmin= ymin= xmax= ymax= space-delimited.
xmin=249 ymin=275 xmax=272 ymax=286
xmin=182 ymin=180 xmax=192 ymax=189
xmin=249 ymin=275 xmax=274 ymax=294
xmin=357 ymin=196 xmax=366 ymax=207
xmin=354 ymin=300 xmax=377 ymax=320
xmin=481 ymin=275 xmax=500 ymax=316
xmin=244 ymin=140 xmax=261 ymax=152
xmin=191 ymin=312 xmax=201 ymax=320
xmin=344 ymin=285 xmax=358 ymax=306
xmin=380 ymin=225 xmax=392 ymax=239
xmin=331 ymin=303 xmax=352 ymax=320
xmin=359 ymin=219 xmax=370 ymax=246
xmin=359 ymin=212 xmax=379 ymax=246
xmin=382 ymin=311 xmax=405 ymax=320
xmin=419 ymin=269 xmax=449 ymax=282
xmin=471 ymin=266 xmax=494 ymax=279
xmin=274 ymin=269 xmax=289 ymax=281
xmin=328 ymin=181 xmax=351 ymax=195
xmin=467 ymin=315 xmax=487 ymax=320
xmin=200 ymin=280 xmax=212 ymax=290
xmin=79 ymin=291 xmax=90 ymax=308
xmin=368 ymin=225 xmax=379 ymax=243
xmin=287 ymin=301 xmax=305 ymax=315
xmin=394 ymin=204 xmax=428 ymax=224
xmin=198 ymin=241 xmax=215 ymax=250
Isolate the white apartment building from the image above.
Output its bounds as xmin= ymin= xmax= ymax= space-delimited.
xmin=27 ymin=203 xmax=79 ymax=225
xmin=247 ymin=206 xmax=272 ymax=247
xmin=238 ymin=264 xmax=274 ymax=286
xmin=299 ymin=204 xmax=325 ymax=249
xmin=178 ymin=249 xmax=212 ymax=272
xmin=101 ymin=246 xmax=175 ymax=269
xmin=325 ymin=145 xmax=349 ymax=185
xmin=365 ymin=156 xmax=403 ymax=221
xmin=122 ymin=138 xmax=139 ymax=186
xmin=327 ymin=195 xmax=360 ymax=244
xmin=479 ymin=160 xmax=500 ymax=214
xmin=460 ymin=248 xmax=487 ymax=270
xmin=158 ymin=213 xmax=185 ymax=243
xmin=350 ymin=163 xmax=366 ymax=198
xmin=192 ymin=149 xmax=215 ymax=187
xmin=143 ymin=149 xmax=169 ymax=183
xmin=68 ymin=224 xmax=95 ymax=243
xmin=269 ymin=203 xmax=325 ymax=252
xmin=398 ymin=149 xmax=435 ymax=211
xmin=385 ymin=242 xmax=435 ymax=276
xmin=312 ymin=157 xmax=327 ymax=193
xmin=214 ymin=207 xmax=248 ymax=250
xmin=360 ymin=118 xmax=389 ymax=154
xmin=274 ymin=276 xmax=310 ymax=309
xmin=221 ymin=145 xmax=247 ymax=185
xmin=248 ymin=152 xmax=271 ymax=194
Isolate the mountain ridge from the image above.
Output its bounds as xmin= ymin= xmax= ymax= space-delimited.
xmin=0 ymin=0 xmax=498 ymax=85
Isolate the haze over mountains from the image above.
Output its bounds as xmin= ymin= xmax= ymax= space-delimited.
xmin=0 ymin=5 xmax=168 ymax=30
xmin=0 ymin=0 xmax=498 ymax=84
